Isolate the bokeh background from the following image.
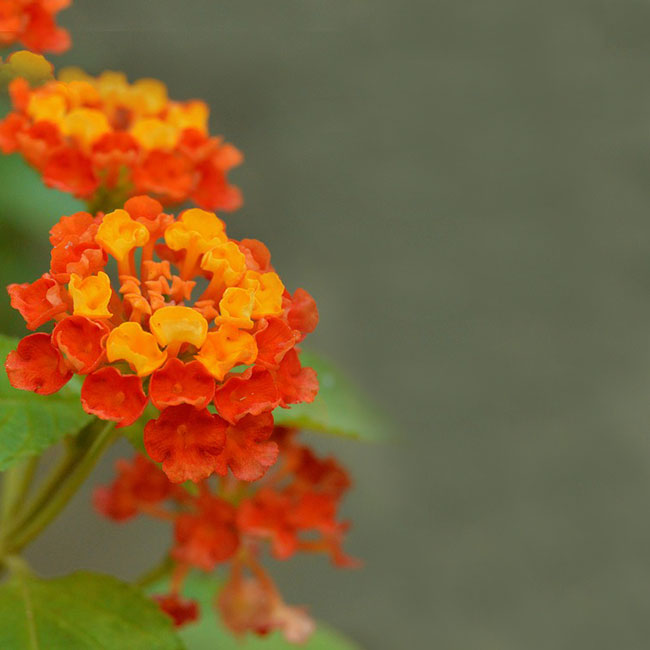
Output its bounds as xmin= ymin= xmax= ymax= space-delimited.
xmin=5 ymin=0 xmax=650 ymax=648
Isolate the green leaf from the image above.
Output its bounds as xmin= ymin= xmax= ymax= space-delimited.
xmin=1 ymin=98 xmax=85 ymax=228
xmin=0 ymin=154 xmax=85 ymax=230
xmin=273 ymin=350 xmax=389 ymax=441
xmin=0 ymin=334 xmax=92 ymax=471
xmin=149 ymin=572 xmax=362 ymax=650
xmin=0 ymin=569 xmax=184 ymax=649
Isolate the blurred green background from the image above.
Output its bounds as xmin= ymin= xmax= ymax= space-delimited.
xmin=5 ymin=0 xmax=650 ymax=648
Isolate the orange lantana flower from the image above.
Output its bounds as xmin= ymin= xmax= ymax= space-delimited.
xmin=0 ymin=69 xmax=242 ymax=210
xmin=5 ymin=197 xmax=319 ymax=483
xmin=0 ymin=0 xmax=70 ymax=54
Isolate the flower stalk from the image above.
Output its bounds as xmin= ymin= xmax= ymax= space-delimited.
xmin=0 ymin=456 xmax=38 ymax=522
xmin=0 ymin=418 xmax=116 ymax=557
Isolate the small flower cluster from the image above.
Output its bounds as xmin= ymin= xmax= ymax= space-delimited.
xmin=95 ymin=427 xmax=357 ymax=643
xmin=0 ymin=0 xmax=70 ymax=53
xmin=0 ymin=69 xmax=242 ymax=210
xmin=6 ymin=197 xmax=319 ymax=483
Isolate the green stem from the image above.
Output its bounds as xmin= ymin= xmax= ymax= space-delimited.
xmin=8 ymin=430 xmax=94 ymax=536
xmin=0 ymin=457 xmax=39 ymax=524
xmin=1 ymin=419 xmax=116 ymax=556
xmin=1 ymin=465 xmax=25 ymax=524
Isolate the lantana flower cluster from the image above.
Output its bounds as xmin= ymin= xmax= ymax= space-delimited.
xmin=6 ymin=197 xmax=319 ymax=484
xmin=0 ymin=0 xmax=70 ymax=53
xmin=3 ymin=3 xmax=360 ymax=643
xmin=0 ymin=69 xmax=242 ymax=209
xmin=95 ymin=427 xmax=357 ymax=642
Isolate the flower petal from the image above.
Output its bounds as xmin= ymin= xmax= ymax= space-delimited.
xmin=213 ymin=367 xmax=280 ymax=424
xmin=52 ymin=315 xmax=109 ymax=374
xmin=144 ymin=405 xmax=226 ymax=483
xmin=81 ymin=366 xmax=148 ymax=427
xmin=5 ymin=332 xmax=72 ymax=395
xmin=213 ymin=412 xmax=278 ymax=481
xmin=149 ymin=358 xmax=215 ymax=410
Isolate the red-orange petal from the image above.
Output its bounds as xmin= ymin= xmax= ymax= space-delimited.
xmin=254 ymin=317 xmax=298 ymax=369
xmin=172 ymin=495 xmax=239 ymax=569
xmin=49 ymin=211 xmax=98 ymax=246
xmin=5 ymin=333 xmax=72 ymax=395
xmin=149 ymin=358 xmax=215 ymax=410
xmin=94 ymin=454 xmax=173 ymax=522
xmin=81 ymin=366 xmax=148 ymax=427
xmin=275 ymin=349 xmax=319 ymax=407
xmin=144 ymin=405 xmax=226 ymax=483
xmin=287 ymin=288 xmax=319 ymax=337
xmin=191 ymin=157 xmax=242 ymax=211
xmin=289 ymin=446 xmax=351 ymax=499
xmin=42 ymin=146 xmax=99 ymax=198
xmin=7 ymin=273 xmax=69 ymax=330
xmin=153 ymin=594 xmax=200 ymax=627
xmin=19 ymin=3 xmax=70 ymax=54
xmin=133 ymin=150 xmax=193 ymax=203
xmin=124 ymin=195 xmax=174 ymax=238
xmin=124 ymin=195 xmax=163 ymax=220
xmin=50 ymin=240 xmax=107 ymax=283
xmin=237 ymin=489 xmax=299 ymax=560
xmin=239 ymin=238 xmax=271 ymax=272
xmin=213 ymin=412 xmax=278 ymax=481
xmin=213 ymin=367 xmax=280 ymax=425
xmin=0 ymin=113 xmax=25 ymax=153
xmin=52 ymin=315 xmax=109 ymax=374
xmin=16 ymin=121 xmax=62 ymax=168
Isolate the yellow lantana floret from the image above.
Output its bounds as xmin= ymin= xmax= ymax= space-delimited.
xmin=130 ymin=118 xmax=178 ymax=151
xmin=129 ymin=78 xmax=168 ymax=115
xmin=164 ymin=209 xmax=227 ymax=254
xmin=26 ymin=92 xmax=66 ymax=124
xmin=61 ymin=108 xmax=111 ymax=149
xmin=106 ymin=322 xmax=167 ymax=376
xmin=241 ymin=271 xmax=285 ymax=319
xmin=69 ymin=272 xmax=113 ymax=319
xmin=58 ymin=67 xmax=92 ymax=83
xmin=95 ymin=70 xmax=129 ymax=105
xmin=216 ymin=287 xmax=255 ymax=330
xmin=201 ymin=242 xmax=247 ymax=287
xmin=195 ymin=324 xmax=258 ymax=381
xmin=167 ymin=101 xmax=209 ymax=134
xmin=65 ymin=81 xmax=102 ymax=108
xmin=96 ymin=209 xmax=150 ymax=262
xmin=149 ymin=306 xmax=208 ymax=349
